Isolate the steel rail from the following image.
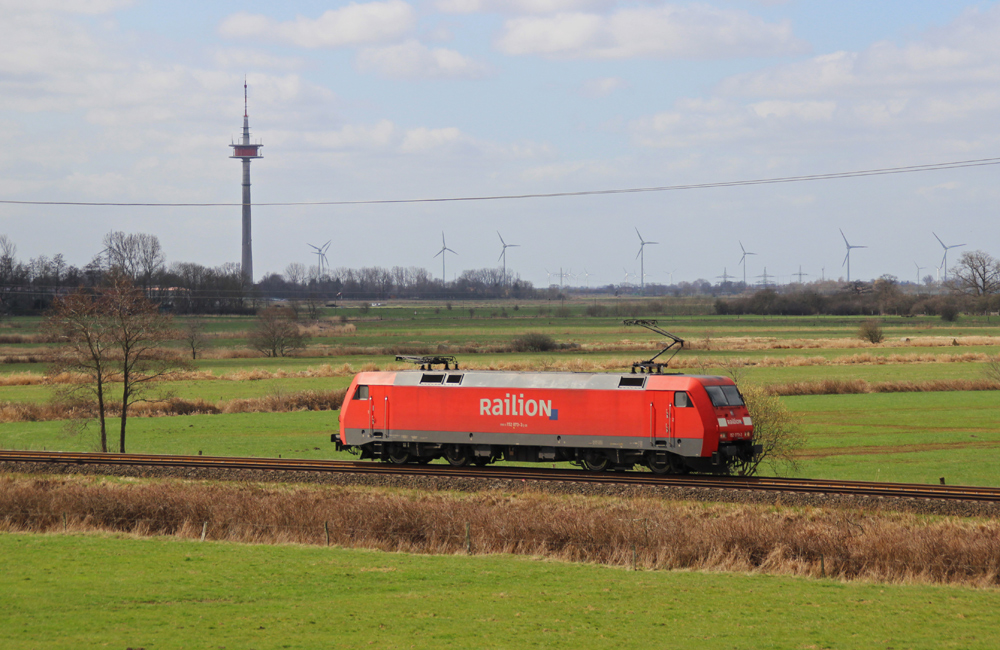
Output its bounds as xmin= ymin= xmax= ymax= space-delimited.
xmin=2 ymin=450 xmax=998 ymax=502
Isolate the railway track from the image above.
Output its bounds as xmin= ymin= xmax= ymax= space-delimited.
xmin=3 ymin=449 xmax=998 ymax=503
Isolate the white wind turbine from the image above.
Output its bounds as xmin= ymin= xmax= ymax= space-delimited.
xmin=308 ymin=240 xmax=331 ymax=279
xmin=634 ymin=228 xmax=658 ymax=295
xmin=932 ymin=232 xmax=965 ymax=282
xmin=840 ymin=229 xmax=866 ymax=283
xmin=434 ymin=232 xmax=457 ymax=283
xmin=497 ymin=231 xmax=519 ymax=287
xmin=738 ymin=241 xmax=756 ymax=287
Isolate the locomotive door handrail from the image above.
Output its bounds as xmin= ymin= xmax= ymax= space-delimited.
xmin=666 ymin=402 xmax=674 ymax=448
xmin=384 ymin=396 xmax=390 ymax=438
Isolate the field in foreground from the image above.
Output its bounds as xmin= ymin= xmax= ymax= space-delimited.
xmin=4 ymin=532 xmax=999 ymax=650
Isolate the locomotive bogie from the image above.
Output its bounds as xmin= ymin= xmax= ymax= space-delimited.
xmin=337 ymin=369 xmax=758 ymax=474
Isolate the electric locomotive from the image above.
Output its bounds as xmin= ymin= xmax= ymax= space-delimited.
xmin=335 ymin=368 xmax=758 ymax=474
xmin=333 ymin=320 xmax=760 ymax=474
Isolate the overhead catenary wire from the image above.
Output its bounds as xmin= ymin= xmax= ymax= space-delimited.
xmin=1 ymin=156 xmax=998 ymax=208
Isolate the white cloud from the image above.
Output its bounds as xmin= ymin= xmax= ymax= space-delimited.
xmin=213 ymin=48 xmax=306 ymax=71
xmin=0 ymin=0 xmax=132 ymax=14
xmin=917 ymin=181 xmax=960 ymax=196
xmin=435 ymin=0 xmax=614 ymax=14
xmin=496 ymin=4 xmax=807 ymax=59
xmin=357 ymin=40 xmax=489 ymax=79
xmin=219 ymin=1 xmax=416 ymax=49
xmin=580 ymin=76 xmax=626 ymax=97
xmin=631 ymin=4 xmax=1000 ymax=151
xmin=400 ymin=127 xmax=466 ymax=152
xmin=750 ymin=100 xmax=836 ymax=121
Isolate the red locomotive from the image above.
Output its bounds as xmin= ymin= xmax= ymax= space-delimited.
xmin=336 ymin=368 xmax=758 ymax=474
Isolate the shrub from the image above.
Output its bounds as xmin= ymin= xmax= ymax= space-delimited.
xmin=985 ymin=355 xmax=1000 ymax=384
xmin=857 ymin=319 xmax=884 ymax=344
xmin=738 ymin=383 xmax=803 ymax=476
xmin=940 ymin=303 xmax=960 ymax=322
xmin=512 ymin=332 xmax=558 ymax=352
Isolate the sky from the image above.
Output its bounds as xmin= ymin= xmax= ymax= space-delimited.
xmin=1 ymin=0 xmax=999 ymax=288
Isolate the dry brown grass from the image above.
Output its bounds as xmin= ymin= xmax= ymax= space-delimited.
xmin=0 ymin=389 xmax=348 ymax=422
xmin=3 ymin=476 xmax=999 ymax=587
xmin=768 ymin=378 xmax=1000 ymax=396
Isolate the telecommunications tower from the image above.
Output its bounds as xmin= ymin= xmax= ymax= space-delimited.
xmin=230 ymin=79 xmax=263 ymax=284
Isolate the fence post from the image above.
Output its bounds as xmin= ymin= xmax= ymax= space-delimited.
xmin=201 ymin=521 xmax=208 ymax=542
xmin=324 ymin=521 xmax=330 ymax=546
xmin=465 ymin=522 xmax=472 ymax=555
xmin=63 ymin=512 xmax=67 ymax=532
xmin=820 ymin=554 xmax=825 ymax=577
xmin=632 ymin=543 xmax=637 ymax=571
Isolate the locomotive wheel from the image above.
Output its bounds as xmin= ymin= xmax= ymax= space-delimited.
xmin=581 ymin=452 xmax=610 ymax=472
xmin=386 ymin=445 xmax=411 ymax=464
xmin=444 ymin=445 xmax=470 ymax=467
xmin=646 ymin=456 xmax=670 ymax=474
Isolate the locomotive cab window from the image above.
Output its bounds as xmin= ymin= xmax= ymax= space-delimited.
xmin=705 ymin=385 xmax=745 ymax=407
xmin=674 ymin=391 xmax=692 ymax=407
xmin=721 ymin=386 xmax=745 ymax=406
xmin=353 ymin=385 xmax=369 ymax=400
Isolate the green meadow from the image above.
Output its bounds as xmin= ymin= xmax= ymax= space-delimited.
xmin=1 ymin=307 xmax=998 ymax=484
xmin=3 ymin=532 xmax=998 ymax=650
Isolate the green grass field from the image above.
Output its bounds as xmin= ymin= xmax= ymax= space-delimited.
xmin=4 ymin=532 xmax=998 ymax=650
xmin=1 ymin=310 xmax=998 ymax=480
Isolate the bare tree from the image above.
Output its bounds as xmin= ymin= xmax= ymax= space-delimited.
xmin=181 ymin=318 xmax=209 ymax=360
xmin=102 ymin=231 xmax=165 ymax=292
xmin=104 ymin=274 xmax=180 ymax=452
xmin=135 ymin=233 xmax=165 ymax=291
xmin=249 ymin=306 xmax=310 ymax=357
xmin=46 ymin=274 xmax=181 ymax=453
xmin=284 ymin=262 xmax=307 ymax=286
xmin=952 ymin=250 xmax=1000 ymax=296
xmin=46 ymin=291 xmax=115 ymax=452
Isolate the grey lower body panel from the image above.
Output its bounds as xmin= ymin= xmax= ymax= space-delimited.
xmin=343 ymin=427 xmax=705 ymax=457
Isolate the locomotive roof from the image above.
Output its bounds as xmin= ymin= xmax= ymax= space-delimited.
xmin=362 ymin=369 xmax=732 ymax=390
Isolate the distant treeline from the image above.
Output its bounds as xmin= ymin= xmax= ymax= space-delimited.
xmin=715 ymin=284 xmax=1000 ymax=318
xmin=3 ymin=230 xmax=996 ymax=316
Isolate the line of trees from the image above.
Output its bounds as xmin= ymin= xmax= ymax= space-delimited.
xmin=4 ymin=231 xmax=997 ymax=316
xmin=715 ymin=251 xmax=1000 ymax=317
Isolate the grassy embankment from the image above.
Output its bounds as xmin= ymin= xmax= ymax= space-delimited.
xmin=3 ymin=532 xmax=999 ymax=649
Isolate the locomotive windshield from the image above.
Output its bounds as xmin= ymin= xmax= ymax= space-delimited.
xmin=705 ymin=385 xmax=745 ymax=407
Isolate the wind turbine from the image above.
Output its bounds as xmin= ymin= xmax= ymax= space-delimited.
xmin=433 ymin=232 xmax=457 ymax=283
xmin=497 ymin=231 xmax=519 ymax=287
xmin=914 ymin=262 xmax=925 ymax=285
xmin=308 ymin=240 xmax=331 ymax=279
xmin=840 ymin=229 xmax=866 ymax=283
xmin=932 ymin=232 xmax=965 ymax=282
xmin=634 ymin=228 xmax=658 ymax=295
xmin=738 ymin=241 xmax=756 ymax=286
xmin=580 ymin=269 xmax=591 ymax=288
